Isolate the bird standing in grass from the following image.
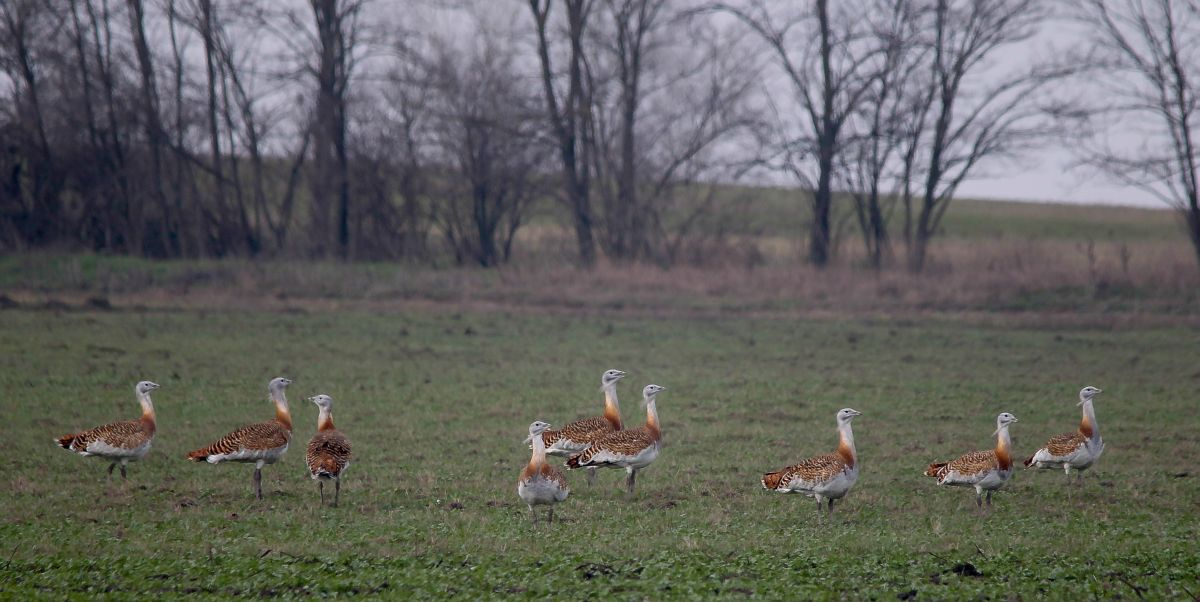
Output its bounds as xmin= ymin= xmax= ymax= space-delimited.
xmin=566 ymin=384 xmax=664 ymax=495
xmin=1025 ymin=386 xmax=1104 ymax=485
xmin=925 ymin=412 xmax=1019 ymax=513
xmin=56 ymin=380 xmax=160 ymax=480
xmin=305 ymin=394 xmax=352 ymax=507
xmin=518 ymin=421 xmax=570 ymax=525
xmin=761 ymin=408 xmax=863 ymax=520
xmin=186 ymin=377 xmax=293 ymax=500
xmin=529 ymin=369 xmax=626 ymax=487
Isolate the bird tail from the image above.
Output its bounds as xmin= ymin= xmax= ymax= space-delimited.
xmin=1023 ymin=454 xmax=1036 ymax=468
xmin=186 ymin=447 xmax=210 ymax=462
xmin=761 ymin=470 xmax=786 ymax=491
xmin=56 ymin=434 xmax=77 ymax=450
xmin=565 ymin=453 xmax=584 ymax=470
xmin=924 ymin=462 xmax=948 ymax=478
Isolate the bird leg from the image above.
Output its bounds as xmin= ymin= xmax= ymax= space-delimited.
xmin=986 ymin=490 xmax=993 ymax=509
xmin=528 ymin=505 xmax=537 ymax=526
xmin=828 ymin=498 xmax=836 ymax=517
xmin=120 ymin=462 xmax=127 ymax=480
xmin=587 ymin=467 xmax=597 ymax=488
xmin=815 ymin=496 xmax=825 ymax=522
xmin=319 ymin=481 xmax=325 ymax=506
xmin=626 ymin=469 xmax=637 ymax=495
xmin=253 ymin=468 xmax=263 ymax=500
xmin=975 ymin=490 xmax=984 ymax=514
xmin=547 ymin=508 xmax=555 ymax=525
xmin=107 ymin=463 xmax=116 ymax=478
xmin=334 ymin=478 xmax=340 ymax=508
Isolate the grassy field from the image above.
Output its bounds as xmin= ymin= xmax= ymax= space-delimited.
xmin=1 ymin=306 xmax=1198 ymax=598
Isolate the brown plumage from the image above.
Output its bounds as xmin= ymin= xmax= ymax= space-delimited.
xmin=1023 ymin=432 xmax=1086 ymax=467
xmin=307 ymin=431 xmax=352 ymax=478
xmin=565 ymin=426 xmax=659 ymax=468
xmin=925 ymin=449 xmax=1008 ymax=481
xmin=762 ymin=451 xmax=853 ymax=490
xmin=186 ymin=420 xmax=291 ymax=462
xmin=540 ymin=415 xmax=620 ymax=448
xmin=520 ymin=461 xmax=569 ymax=489
xmin=58 ymin=418 xmax=155 ymax=455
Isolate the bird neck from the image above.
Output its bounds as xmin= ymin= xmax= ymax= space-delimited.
xmin=644 ymin=398 xmax=661 ymax=438
xmin=317 ymin=407 xmax=335 ymax=432
xmin=837 ymin=422 xmax=856 ymax=468
xmin=137 ymin=391 xmax=156 ymax=433
xmin=271 ymin=390 xmax=292 ymax=430
xmin=1078 ymin=399 xmax=1098 ymax=440
xmin=529 ymin=432 xmax=548 ymax=469
xmin=602 ymin=385 xmax=622 ymax=429
xmin=994 ymin=424 xmax=1012 ymax=470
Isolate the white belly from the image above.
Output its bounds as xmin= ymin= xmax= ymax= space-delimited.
xmin=545 ymin=439 xmax=589 ymax=456
xmin=518 ymin=477 xmax=568 ymax=506
xmin=85 ymin=438 xmax=152 ymax=461
xmin=975 ymin=468 xmax=1012 ymax=491
xmin=625 ymin=442 xmax=660 ymax=469
xmin=785 ymin=466 xmax=859 ymax=499
xmin=207 ymin=443 xmax=288 ymax=465
xmin=941 ymin=467 xmax=1012 ymax=490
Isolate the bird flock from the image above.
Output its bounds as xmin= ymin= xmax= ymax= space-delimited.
xmin=54 ymin=372 xmax=1105 ymax=522
xmin=56 ymin=377 xmax=351 ymax=506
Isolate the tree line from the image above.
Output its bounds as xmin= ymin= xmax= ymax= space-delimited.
xmin=2 ymin=0 xmax=1199 ymax=270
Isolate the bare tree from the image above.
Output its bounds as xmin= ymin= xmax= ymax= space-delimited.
xmin=1070 ymin=0 xmax=1200 ymax=269
xmin=307 ymin=0 xmax=365 ymax=259
xmin=713 ymin=0 xmax=881 ymax=267
xmin=905 ymin=0 xmax=1060 ymax=272
xmin=528 ymin=0 xmax=598 ymax=266
xmin=428 ymin=32 xmax=545 ymax=267
xmin=840 ymin=0 xmax=927 ymax=269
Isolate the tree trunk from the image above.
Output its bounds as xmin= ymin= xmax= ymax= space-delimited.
xmin=126 ymin=0 xmax=175 ymax=256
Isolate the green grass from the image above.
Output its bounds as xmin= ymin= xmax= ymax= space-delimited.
xmin=1 ymin=307 xmax=1198 ymax=598
xmin=704 ymin=184 xmax=1184 ymax=242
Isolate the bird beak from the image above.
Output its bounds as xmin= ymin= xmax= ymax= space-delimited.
xmin=851 ymin=410 xmax=862 ymax=417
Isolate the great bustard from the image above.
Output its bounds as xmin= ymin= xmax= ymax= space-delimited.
xmin=56 ymin=380 xmax=160 ymax=480
xmin=761 ymin=408 xmax=863 ymax=520
xmin=530 ymin=369 xmax=626 ymax=487
xmin=1025 ymin=386 xmax=1105 ymax=486
xmin=186 ymin=377 xmax=293 ymax=500
xmin=925 ymin=412 xmax=1019 ymax=513
xmin=565 ymin=384 xmax=664 ymax=495
xmin=518 ymin=421 xmax=570 ymax=525
xmin=305 ymin=394 xmax=352 ymax=507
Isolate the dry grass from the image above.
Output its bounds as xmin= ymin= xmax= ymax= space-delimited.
xmin=1 ymin=237 xmax=1196 ymax=324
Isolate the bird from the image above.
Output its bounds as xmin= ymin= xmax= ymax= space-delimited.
xmin=565 ymin=384 xmax=664 ymax=495
xmin=305 ymin=394 xmax=352 ymax=507
xmin=925 ymin=412 xmax=1019 ymax=512
xmin=56 ymin=380 xmax=160 ymax=480
xmin=761 ymin=408 xmax=863 ymax=519
xmin=528 ymin=369 xmax=626 ymax=487
xmin=518 ymin=420 xmax=570 ymax=525
xmin=186 ymin=377 xmax=293 ymax=500
xmin=1024 ymin=386 xmax=1104 ymax=485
